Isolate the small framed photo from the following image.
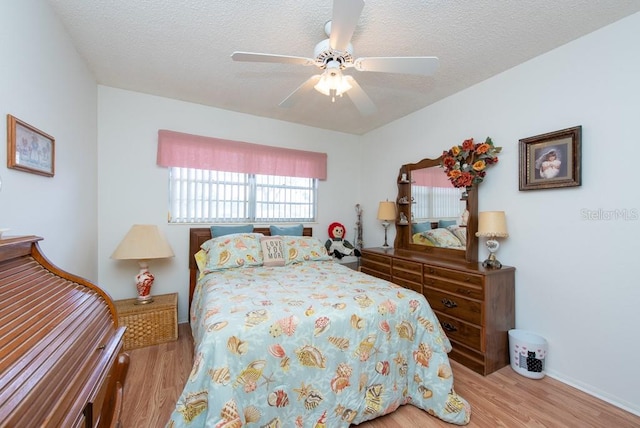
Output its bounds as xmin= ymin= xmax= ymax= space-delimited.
xmin=519 ymin=126 xmax=581 ymax=191
xmin=7 ymin=114 xmax=55 ymax=177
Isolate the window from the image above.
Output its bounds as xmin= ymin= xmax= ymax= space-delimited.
xmin=168 ymin=167 xmax=317 ymax=224
xmin=412 ymin=185 xmax=463 ymax=220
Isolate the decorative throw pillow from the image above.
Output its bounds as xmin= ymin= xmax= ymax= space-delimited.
xmin=210 ymin=224 xmax=254 ymax=238
xmin=424 ymin=228 xmax=463 ymax=248
xmin=438 ymin=219 xmax=457 ymax=228
xmin=200 ymin=233 xmax=264 ymax=271
xmin=269 ymin=224 xmax=304 ymax=236
xmin=412 ymin=222 xmax=432 ymax=234
xmin=260 ymin=236 xmax=286 ymax=267
xmin=447 ymin=225 xmax=467 ymax=246
xmin=281 ymin=236 xmax=332 ymax=264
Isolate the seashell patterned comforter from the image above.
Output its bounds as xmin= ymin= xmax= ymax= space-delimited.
xmin=167 ymin=261 xmax=470 ymax=427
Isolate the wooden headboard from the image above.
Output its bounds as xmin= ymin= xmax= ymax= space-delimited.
xmin=188 ymin=227 xmax=313 ymax=308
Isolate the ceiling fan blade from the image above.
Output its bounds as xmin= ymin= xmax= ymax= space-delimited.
xmin=279 ymin=75 xmax=322 ymax=108
xmin=231 ymin=51 xmax=315 ymax=66
xmin=344 ymin=76 xmax=376 ymax=116
xmin=329 ymin=0 xmax=365 ymax=51
xmin=354 ymin=56 xmax=440 ymax=75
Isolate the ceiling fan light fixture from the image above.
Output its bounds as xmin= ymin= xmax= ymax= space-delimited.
xmin=314 ymin=61 xmax=352 ymax=101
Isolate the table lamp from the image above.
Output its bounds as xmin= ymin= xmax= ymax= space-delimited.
xmin=475 ymin=211 xmax=509 ymax=269
xmin=111 ymin=224 xmax=174 ymax=304
xmin=377 ymin=201 xmax=396 ymax=248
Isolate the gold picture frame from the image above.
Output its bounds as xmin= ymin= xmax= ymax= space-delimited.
xmin=7 ymin=114 xmax=55 ymax=177
xmin=519 ymin=126 xmax=581 ymax=191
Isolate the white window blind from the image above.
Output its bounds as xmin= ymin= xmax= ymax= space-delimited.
xmin=169 ymin=167 xmax=317 ymax=224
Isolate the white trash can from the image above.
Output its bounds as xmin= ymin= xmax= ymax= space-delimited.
xmin=508 ymin=329 xmax=548 ymax=379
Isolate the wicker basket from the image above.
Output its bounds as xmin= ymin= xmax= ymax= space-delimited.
xmin=115 ymin=293 xmax=178 ymax=350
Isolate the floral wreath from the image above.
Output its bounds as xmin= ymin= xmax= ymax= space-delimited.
xmin=440 ymin=137 xmax=502 ymax=190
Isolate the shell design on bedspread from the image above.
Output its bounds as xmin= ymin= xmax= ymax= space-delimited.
xmin=354 ymin=334 xmax=377 ymax=361
xmin=295 ymin=344 xmax=326 ymax=368
xmin=313 ymin=316 xmax=330 ymax=336
xmin=417 ymin=316 xmax=435 ymax=332
xmin=330 ymin=363 xmax=353 ymax=393
xmin=267 ymin=389 xmax=290 ymax=407
xmin=217 ymin=249 xmax=231 ymax=266
xmin=412 ymin=343 xmax=433 ymax=368
xmin=245 ymin=309 xmax=269 ymax=328
xmin=233 ymin=360 xmax=266 ymax=389
xmin=227 ymin=336 xmax=248 ymax=355
xmin=364 ymin=384 xmax=384 ymax=415
xmin=176 ymin=390 xmax=208 ymax=423
xmin=215 ymin=399 xmax=242 ymax=428
xmin=209 ymin=367 xmax=231 ymax=385
xmin=327 ymin=336 xmax=350 ymax=351
xmin=396 ymin=320 xmax=415 ymax=341
xmin=350 ymin=314 xmax=365 ymax=330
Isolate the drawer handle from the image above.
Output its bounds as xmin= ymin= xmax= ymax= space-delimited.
xmin=456 ymin=288 xmax=472 ymax=295
xmin=442 ymin=322 xmax=457 ymax=332
xmin=464 ymin=276 xmax=472 ymax=282
xmin=441 ymin=298 xmax=458 ymax=308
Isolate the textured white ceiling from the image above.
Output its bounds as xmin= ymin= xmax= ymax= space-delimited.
xmin=46 ymin=0 xmax=640 ymax=135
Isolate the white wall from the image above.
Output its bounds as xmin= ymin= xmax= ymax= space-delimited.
xmin=0 ymin=1 xmax=98 ymax=279
xmin=361 ymin=12 xmax=640 ymax=415
xmin=97 ymin=87 xmax=360 ymax=323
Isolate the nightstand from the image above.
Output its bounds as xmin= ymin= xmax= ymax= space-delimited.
xmin=114 ymin=292 xmax=178 ymax=350
xmin=336 ymin=255 xmax=360 ymax=271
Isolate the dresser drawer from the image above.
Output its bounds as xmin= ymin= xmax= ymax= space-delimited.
xmin=436 ymin=312 xmax=482 ymax=351
xmin=392 ymin=259 xmax=422 ymax=282
xmin=424 ymin=287 xmax=482 ymax=325
xmin=361 ymin=252 xmax=391 ymax=277
xmin=423 ymin=276 xmax=483 ymax=301
xmin=393 ymin=277 xmax=422 ymax=294
xmin=361 ymin=267 xmax=391 ymax=282
xmin=423 ymin=265 xmax=483 ymax=287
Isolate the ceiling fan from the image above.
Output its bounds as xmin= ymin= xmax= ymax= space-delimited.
xmin=231 ymin=0 xmax=439 ymax=116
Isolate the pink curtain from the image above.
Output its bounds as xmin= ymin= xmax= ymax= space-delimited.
xmin=156 ymin=130 xmax=327 ymax=180
xmin=412 ymin=167 xmax=452 ymax=188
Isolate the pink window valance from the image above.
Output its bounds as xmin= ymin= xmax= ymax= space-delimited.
xmin=157 ymin=130 xmax=327 ymax=180
xmin=412 ymin=166 xmax=453 ymax=188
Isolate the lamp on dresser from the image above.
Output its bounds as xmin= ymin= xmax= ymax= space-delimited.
xmin=377 ymin=201 xmax=396 ymax=248
xmin=476 ymin=211 xmax=509 ymax=269
xmin=111 ymin=224 xmax=174 ymax=304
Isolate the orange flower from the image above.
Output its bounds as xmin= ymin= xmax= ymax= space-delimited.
xmin=448 ymin=170 xmax=462 ymax=179
xmin=461 ymin=138 xmax=475 ymax=151
xmin=472 ymin=160 xmax=486 ymax=171
xmin=475 ymin=143 xmax=490 ymax=154
xmin=451 ymin=146 xmax=461 ymax=156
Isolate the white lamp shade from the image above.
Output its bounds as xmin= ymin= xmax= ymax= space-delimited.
xmin=111 ymin=224 xmax=175 ymax=260
xmin=476 ymin=211 xmax=509 ymax=238
xmin=377 ymin=201 xmax=397 ymax=221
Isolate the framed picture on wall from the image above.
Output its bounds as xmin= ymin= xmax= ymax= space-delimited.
xmin=6 ymin=114 xmax=55 ymax=177
xmin=519 ymin=126 xmax=581 ymax=191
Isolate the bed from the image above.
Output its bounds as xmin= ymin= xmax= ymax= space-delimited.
xmin=167 ymin=227 xmax=470 ymax=427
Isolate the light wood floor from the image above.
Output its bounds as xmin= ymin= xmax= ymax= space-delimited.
xmin=122 ymin=323 xmax=639 ymax=427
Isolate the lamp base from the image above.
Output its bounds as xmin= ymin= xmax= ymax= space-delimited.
xmin=482 ymin=254 xmax=503 ymax=269
xmin=482 ymin=240 xmax=502 ymax=269
xmin=135 ymin=261 xmax=155 ymax=304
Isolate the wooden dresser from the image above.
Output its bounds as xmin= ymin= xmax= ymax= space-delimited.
xmin=0 ymin=236 xmax=129 ymax=427
xmin=361 ymin=247 xmax=515 ymax=375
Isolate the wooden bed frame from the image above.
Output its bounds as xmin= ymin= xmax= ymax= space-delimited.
xmin=188 ymin=227 xmax=313 ymax=307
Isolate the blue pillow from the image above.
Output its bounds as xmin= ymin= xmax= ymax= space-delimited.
xmin=412 ymin=222 xmax=432 ymax=234
xmin=438 ymin=219 xmax=457 ymax=228
xmin=211 ymin=224 xmax=254 ymax=238
xmin=270 ymin=224 xmax=304 ymax=236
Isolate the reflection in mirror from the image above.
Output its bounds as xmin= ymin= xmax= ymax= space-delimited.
xmin=410 ymin=167 xmax=467 ymax=250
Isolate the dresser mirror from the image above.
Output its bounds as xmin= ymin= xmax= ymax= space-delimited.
xmin=394 ymin=156 xmax=478 ymax=262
